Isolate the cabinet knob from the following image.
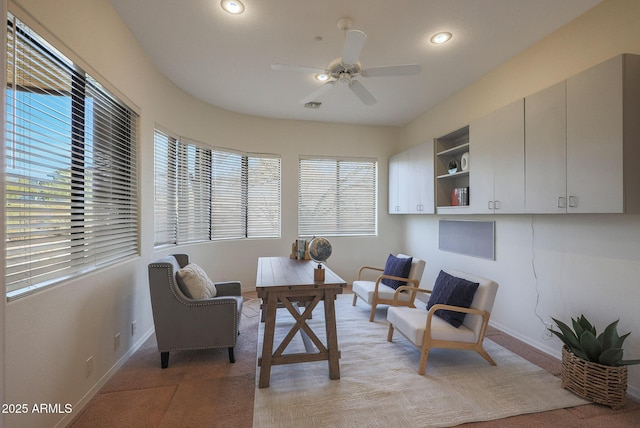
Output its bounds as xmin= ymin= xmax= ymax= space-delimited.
xmin=488 ymin=201 xmax=494 ymax=210
xmin=568 ymin=196 xmax=578 ymax=207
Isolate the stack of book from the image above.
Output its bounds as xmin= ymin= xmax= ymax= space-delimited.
xmin=290 ymin=239 xmax=310 ymax=259
xmin=451 ymin=187 xmax=469 ymax=206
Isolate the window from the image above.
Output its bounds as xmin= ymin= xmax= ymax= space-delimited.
xmin=5 ymin=14 xmax=139 ymax=298
xmin=298 ymin=156 xmax=377 ymax=237
xmin=153 ymin=129 xmax=281 ymax=245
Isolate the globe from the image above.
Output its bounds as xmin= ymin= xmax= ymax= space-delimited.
xmin=308 ymin=237 xmax=332 ymax=264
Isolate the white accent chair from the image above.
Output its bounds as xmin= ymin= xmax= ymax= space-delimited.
xmin=387 ymin=270 xmax=498 ymax=375
xmin=352 ymin=254 xmax=426 ymax=322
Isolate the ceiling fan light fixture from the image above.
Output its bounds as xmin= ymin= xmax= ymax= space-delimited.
xmin=221 ymin=0 xmax=245 ymax=14
xmin=315 ymin=73 xmax=329 ymax=82
xmin=430 ymin=31 xmax=452 ymax=44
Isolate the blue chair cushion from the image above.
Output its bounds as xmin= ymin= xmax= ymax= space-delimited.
xmin=427 ymin=270 xmax=479 ymax=327
xmin=381 ymin=254 xmax=413 ymax=290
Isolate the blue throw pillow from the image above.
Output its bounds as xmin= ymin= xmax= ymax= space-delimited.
xmin=427 ymin=270 xmax=479 ymax=327
xmin=381 ymin=254 xmax=413 ymax=290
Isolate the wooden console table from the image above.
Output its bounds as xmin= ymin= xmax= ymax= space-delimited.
xmin=256 ymin=257 xmax=346 ymax=388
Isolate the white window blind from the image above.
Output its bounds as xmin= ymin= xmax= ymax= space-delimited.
xmin=298 ymin=157 xmax=377 ymax=237
xmin=177 ymin=141 xmax=211 ymax=243
xmin=153 ymin=128 xmax=177 ymax=245
xmin=153 ymin=131 xmax=281 ymax=244
xmin=5 ymin=14 xmax=139 ymax=297
xmin=211 ymin=149 xmax=244 ymax=240
xmin=247 ymin=154 xmax=281 ymax=238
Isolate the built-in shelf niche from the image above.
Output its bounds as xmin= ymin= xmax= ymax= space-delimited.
xmin=435 ymin=126 xmax=470 ymax=210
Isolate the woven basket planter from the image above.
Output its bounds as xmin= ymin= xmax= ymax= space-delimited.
xmin=561 ymin=346 xmax=627 ymax=409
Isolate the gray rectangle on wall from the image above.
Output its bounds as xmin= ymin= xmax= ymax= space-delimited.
xmin=438 ymin=219 xmax=495 ymax=260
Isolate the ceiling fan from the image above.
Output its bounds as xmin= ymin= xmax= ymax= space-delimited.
xmin=271 ymin=17 xmax=422 ymax=106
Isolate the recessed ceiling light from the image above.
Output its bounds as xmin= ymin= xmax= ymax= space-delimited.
xmin=221 ymin=0 xmax=245 ymax=14
xmin=315 ymin=73 xmax=329 ymax=82
xmin=430 ymin=32 xmax=452 ymax=44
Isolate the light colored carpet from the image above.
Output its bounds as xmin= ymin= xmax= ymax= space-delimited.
xmin=253 ymin=294 xmax=588 ymax=427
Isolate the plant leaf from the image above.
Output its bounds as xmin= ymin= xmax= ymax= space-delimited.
xmin=597 ymin=320 xmax=620 ymax=350
xmin=580 ymin=330 xmax=601 ymax=362
xmin=619 ymin=359 xmax=640 ymax=366
xmin=572 ymin=348 xmax=590 ymax=361
xmin=552 ymin=318 xmax=580 ymax=350
xmin=599 ymin=348 xmax=623 ymax=366
xmin=579 ymin=315 xmax=596 ymax=335
xmin=549 ymin=329 xmax=575 ymax=350
xmin=572 ymin=317 xmax=585 ymax=338
xmin=615 ymin=332 xmax=631 ymax=348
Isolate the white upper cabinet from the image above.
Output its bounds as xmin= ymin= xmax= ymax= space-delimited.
xmin=388 ymin=140 xmax=434 ymax=214
xmin=525 ymin=81 xmax=567 ymax=213
xmin=565 ymin=54 xmax=640 ymax=213
xmin=524 ymin=54 xmax=640 ymax=214
xmin=469 ymin=99 xmax=525 ymax=214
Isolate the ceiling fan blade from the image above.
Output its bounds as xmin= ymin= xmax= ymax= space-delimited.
xmin=362 ymin=64 xmax=422 ymax=77
xmin=341 ymin=30 xmax=367 ymax=65
xmin=271 ymin=63 xmax=328 ymax=74
xmin=348 ymin=80 xmax=377 ymax=105
xmin=300 ymin=81 xmax=336 ymax=104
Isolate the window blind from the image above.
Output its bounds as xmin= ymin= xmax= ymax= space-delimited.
xmin=298 ymin=157 xmax=377 ymax=237
xmin=211 ymin=148 xmax=245 ymax=240
xmin=153 ymin=131 xmax=281 ymax=244
xmin=177 ymin=141 xmax=212 ymax=243
xmin=247 ymin=154 xmax=281 ymax=238
xmin=5 ymin=14 xmax=139 ymax=297
xmin=153 ymin=128 xmax=177 ymax=245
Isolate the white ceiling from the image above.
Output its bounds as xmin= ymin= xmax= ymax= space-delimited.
xmin=109 ymin=0 xmax=602 ymax=126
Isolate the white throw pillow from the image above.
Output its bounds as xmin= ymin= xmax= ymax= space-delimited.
xmin=176 ymin=263 xmax=217 ymax=299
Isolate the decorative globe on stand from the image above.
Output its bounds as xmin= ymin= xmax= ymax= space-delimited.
xmin=308 ymin=237 xmax=332 ymax=281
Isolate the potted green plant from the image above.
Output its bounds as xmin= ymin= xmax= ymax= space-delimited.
xmin=447 ymin=158 xmax=458 ymax=174
xmin=549 ymin=315 xmax=640 ymax=409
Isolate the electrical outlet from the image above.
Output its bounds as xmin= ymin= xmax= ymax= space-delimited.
xmin=114 ymin=333 xmax=121 ymax=350
xmin=85 ymin=356 xmax=94 ymax=378
xmin=131 ymin=321 xmax=137 ymax=336
xmin=544 ymin=322 xmax=553 ymax=338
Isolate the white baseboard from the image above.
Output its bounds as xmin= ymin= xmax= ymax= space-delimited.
xmin=54 ymin=327 xmax=155 ymax=428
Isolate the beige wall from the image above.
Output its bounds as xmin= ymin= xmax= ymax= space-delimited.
xmin=400 ymin=0 xmax=640 ymax=398
xmin=3 ymin=1 xmax=402 ymax=427
xmin=3 ymin=0 xmax=640 ymax=427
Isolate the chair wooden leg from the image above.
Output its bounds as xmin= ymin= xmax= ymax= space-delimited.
xmin=418 ymin=347 xmax=429 ymax=375
xmin=387 ymin=324 xmax=394 ymax=342
xmin=228 ymin=347 xmax=235 ymax=363
xmin=352 ymin=293 xmax=358 ymax=306
xmin=476 ymin=347 xmax=496 ymax=366
xmin=161 ymin=351 xmax=169 ymax=369
xmin=369 ymin=303 xmax=377 ymax=322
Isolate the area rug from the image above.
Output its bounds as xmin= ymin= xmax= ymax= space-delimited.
xmin=253 ymin=294 xmax=588 ymax=427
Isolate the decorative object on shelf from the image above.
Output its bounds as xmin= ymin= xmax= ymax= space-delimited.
xmin=451 ymin=187 xmax=469 ymax=206
xmin=447 ymin=158 xmax=459 ymax=174
xmin=461 ymin=152 xmax=470 ymax=171
xmin=549 ymin=315 xmax=640 ymax=409
xmin=308 ymin=237 xmax=332 ymax=281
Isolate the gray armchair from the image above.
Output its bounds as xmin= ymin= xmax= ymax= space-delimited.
xmin=148 ymin=254 xmax=243 ymax=368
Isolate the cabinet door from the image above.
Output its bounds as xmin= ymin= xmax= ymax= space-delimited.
xmin=567 ymin=55 xmax=624 ymax=213
xmin=492 ymin=99 xmax=525 ymax=213
xmin=525 ymin=81 xmax=567 ymax=213
xmin=468 ymin=112 xmax=495 ymax=214
xmin=407 ymin=140 xmax=434 ymax=214
xmin=388 ymin=153 xmax=401 ymax=213
xmin=388 ymin=151 xmax=411 ymax=213
xmin=469 ymin=100 xmax=525 ymax=214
